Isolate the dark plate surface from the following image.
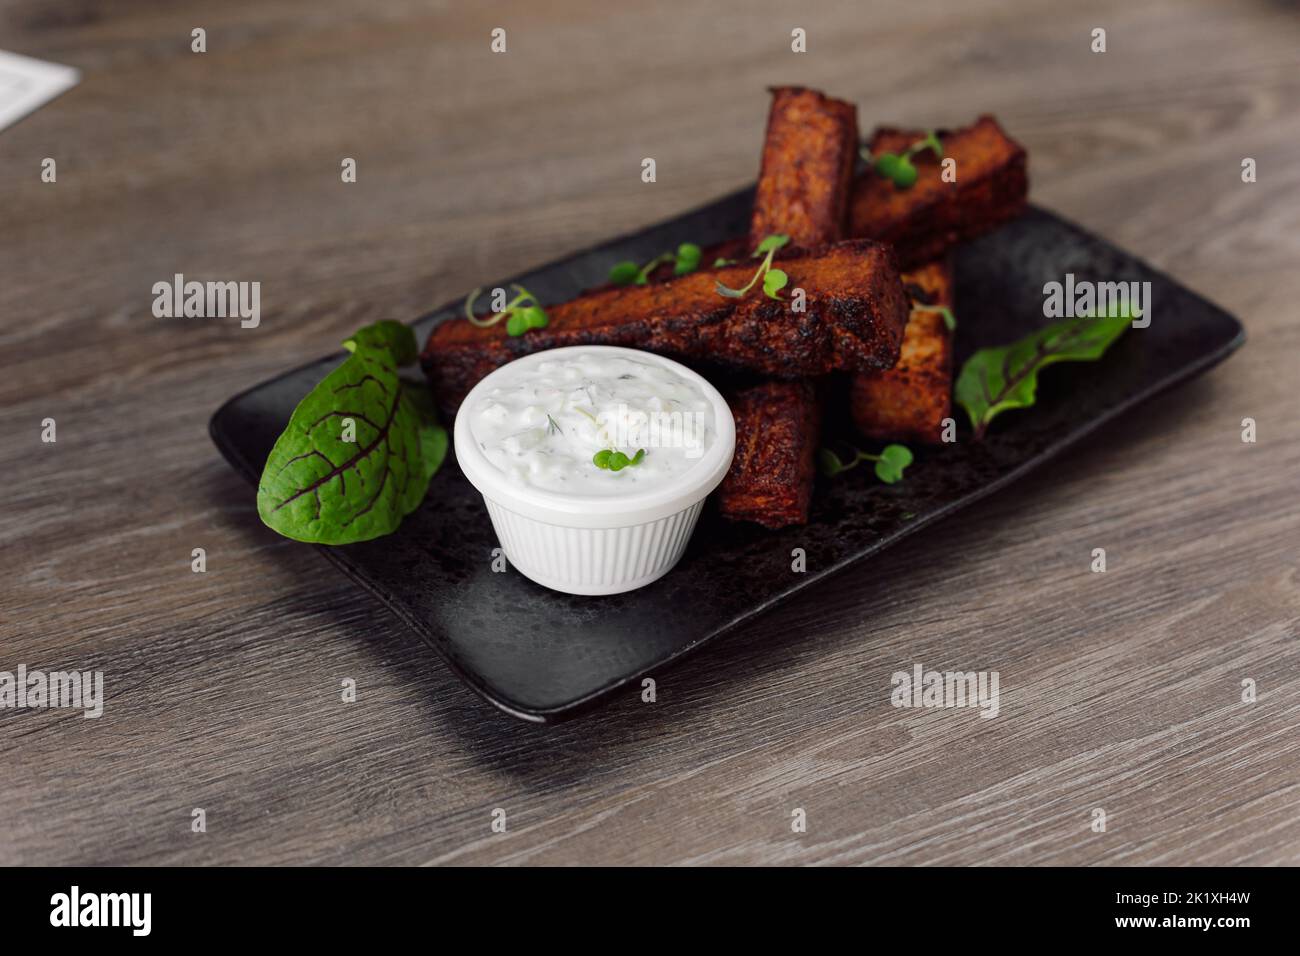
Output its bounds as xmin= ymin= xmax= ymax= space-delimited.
xmin=210 ymin=195 xmax=1244 ymax=722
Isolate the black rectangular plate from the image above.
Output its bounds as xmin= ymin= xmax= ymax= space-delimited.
xmin=210 ymin=195 xmax=1244 ymax=722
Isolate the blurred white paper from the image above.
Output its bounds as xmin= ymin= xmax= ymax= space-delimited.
xmin=0 ymin=50 xmax=79 ymax=132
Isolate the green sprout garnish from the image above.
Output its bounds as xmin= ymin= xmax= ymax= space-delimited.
xmin=863 ymin=130 xmax=944 ymax=190
xmin=819 ymin=442 xmax=913 ymax=483
xmin=913 ymin=302 xmax=957 ymax=332
xmin=464 ymin=285 xmax=549 ymax=337
xmin=673 ymin=243 xmax=702 ymax=276
xmin=715 ymin=234 xmax=790 ymax=300
xmin=712 ymin=257 xmax=737 ymax=268
xmin=609 ymin=243 xmax=703 ymax=286
xmin=546 ymin=414 xmax=561 ymax=436
xmin=593 ymin=448 xmax=646 ymax=472
xmin=914 ymin=130 xmax=944 ymax=159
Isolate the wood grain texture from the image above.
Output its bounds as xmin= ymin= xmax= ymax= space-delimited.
xmin=2 ymin=0 xmax=1298 ymax=866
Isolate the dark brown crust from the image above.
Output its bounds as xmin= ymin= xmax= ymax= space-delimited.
xmin=748 ymin=87 xmax=858 ymax=252
xmin=718 ymin=379 xmax=821 ymax=528
xmin=718 ymin=86 xmax=859 ymax=528
xmin=851 ymin=258 xmax=954 ymax=445
xmin=849 ymin=115 xmax=1028 ymax=269
xmin=421 ymin=239 xmax=909 ymax=412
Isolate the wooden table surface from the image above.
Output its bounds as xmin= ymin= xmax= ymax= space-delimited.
xmin=3 ymin=0 xmax=1298 ymax=866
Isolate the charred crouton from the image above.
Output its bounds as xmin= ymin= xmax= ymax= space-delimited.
xmin=718 ymin=87 xmax=859 ymax=528
xmin=851 ymin=258 xmax=954 ymax=445
xmin=849 ymin=115 xmax=1028 ymax=269
xmin=718 ymin=379 xmax=821 ymax=528
xmin=422 ymin=239 xmax=909 ymax=412
xmin=748 ymin=87 xmax=858 ymax=252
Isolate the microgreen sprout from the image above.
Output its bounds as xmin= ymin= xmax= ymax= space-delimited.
xmin=715 ymin=234 xmax=791 ymax=300
xmin=862 ymin=130 xmax=944 ymax=190
xmin=609 ymin=243 xmax=703 ymax=286
xmin=546 ymin=414 xmax=561 ymax=436
xmin=673 ymin=243 xmax=702 ymax=276
xmin=818 ymin=442 xmax=913 ymax=483
xmin=913 ymin=302 xmax=957 ymax=332
xmin=464 ymin=285 xmax=549 ymax=337
xmin=593 ymin=448 xmax=646 ymax=472
xmin=753 ymin=234 xmax=791 ymax=256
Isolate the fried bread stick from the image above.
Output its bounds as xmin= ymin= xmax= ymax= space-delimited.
xmin=422 ymin=239 xmax=909 ymax=412
xmin=717 ymin=87 xmax=859 ymax=527
xmin=849 ymin=115 xmax=1028 ymax=269
xmin=851 ymin=258 xmax=954 ymax=445
xmin=646 ymin=115 xmax=1026 ymax=282
xmin=749 ymin=87 xmax=858 ymax=251
xmin=718 ymin=380 xmax=821 ymax=528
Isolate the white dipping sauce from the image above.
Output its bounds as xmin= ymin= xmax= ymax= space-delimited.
xmin=468 ymin=352 xmax=717 ymax=496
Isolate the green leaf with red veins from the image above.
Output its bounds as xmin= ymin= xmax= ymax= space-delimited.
xmin=257 ymin=343 xmax=447 ymax=544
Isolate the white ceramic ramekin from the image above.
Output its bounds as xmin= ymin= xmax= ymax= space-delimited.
xmin=453 ymin=346 xmax=736 ymax=595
